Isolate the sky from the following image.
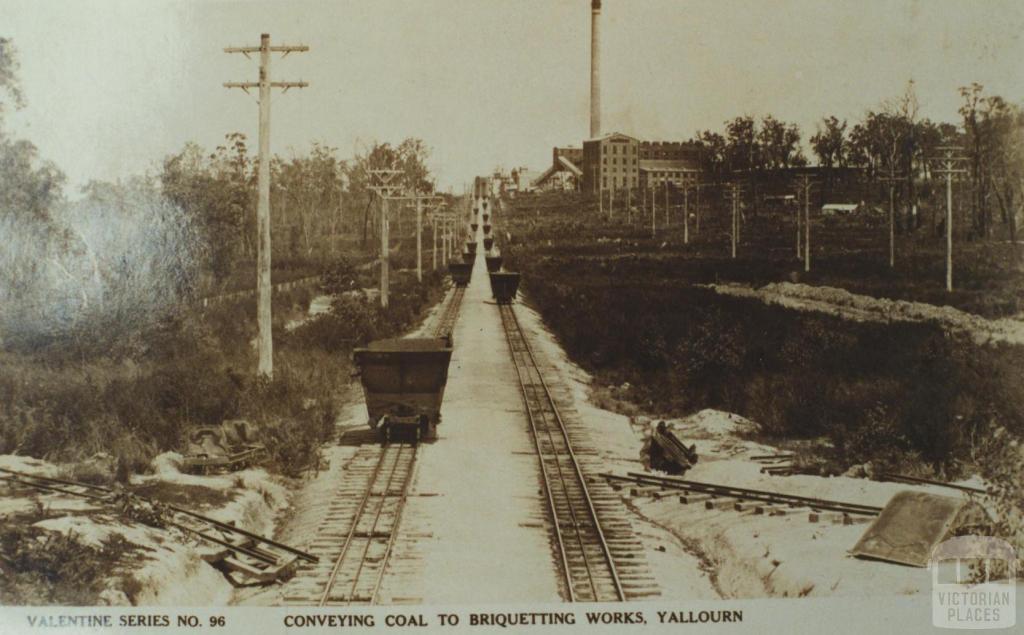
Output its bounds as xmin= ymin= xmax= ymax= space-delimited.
xmin=3 ymin=0 xmax=1024 ymax=194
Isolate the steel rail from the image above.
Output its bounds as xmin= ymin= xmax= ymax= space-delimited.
xmin=0 ymin=467 xmax=318 ymax=563
xmin=366 ymin=443 xmax=416 ymax=604
xmin=316 ymin=443 xmax=416 ymax=606
xmin=603 ymin=472 xmax=882 ymax=516
xmin=433 ymin=286 xmax=466 ymax=338
xmin=338 ymin=444 xmax=408 ymax=604
xmin=499 ymin=303 xmax=625 ymax=602
xmin=500 ymin=306 xmax=582 ymax=601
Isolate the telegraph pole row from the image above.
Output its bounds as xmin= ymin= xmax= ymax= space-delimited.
xmin=930 ymin=147 xmax=967 ymax=292
xmin=224 ymin=33 xmax=308 ymax=379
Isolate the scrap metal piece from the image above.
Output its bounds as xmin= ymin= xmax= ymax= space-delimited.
xmin=850 ymin=490 xmax=991 ymax=567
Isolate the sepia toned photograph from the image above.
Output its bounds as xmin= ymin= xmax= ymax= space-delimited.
xmin=0 ymin=1 xmax=1022 ymax=632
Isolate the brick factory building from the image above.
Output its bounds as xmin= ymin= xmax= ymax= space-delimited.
xmin=579 ymin=133 xmax=701 ymax=193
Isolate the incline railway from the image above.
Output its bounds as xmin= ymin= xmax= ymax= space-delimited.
xmin=283 ymin=282 xmax=466 ymax=605
xmin=498 ymin=302 xmax=657 ymax=602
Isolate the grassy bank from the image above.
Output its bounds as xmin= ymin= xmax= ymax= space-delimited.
xmin=502 ymin=194 xmax=1024 ymax=475
xmin=0 ymin=259 xmax=446 ymax=480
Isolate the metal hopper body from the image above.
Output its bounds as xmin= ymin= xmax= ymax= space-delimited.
xmin=353 ymin=337 xmax=454 ymax=442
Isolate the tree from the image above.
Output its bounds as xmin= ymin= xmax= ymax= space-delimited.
xmin=272 ymin=142 xmax=346 ymax=257
xmin=958 ymin=83 xmax=1016 ymax=239
xmin=161 ymin=138 xmax=250 ymax=281
xmin=724 ymin=116 xmax=758 ymax=172
xmin=758 ymin=115 xmax=804 ymax=169
xmin=810 ymin=116 xmax=847 ymax=170
xmin=693 ymin=130 xmax=726 ymax=178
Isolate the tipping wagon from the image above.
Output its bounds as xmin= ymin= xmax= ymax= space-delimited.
xmin=465 ymin=240 xmax=477 ymax=255
xmin=448 ymin=262 xmax=473 ymax=287
xmin=483 ymin=237 xmax=494 ymax=251
xmin=484 ymin=255 xmax=503 ymax=273
xmin=482 ymin=223 xmax=492 ymax=235
xmin=352 ymin=337 xmax=454 ymax=442
xmin=489 ymin=271 xmax=520 ymax=304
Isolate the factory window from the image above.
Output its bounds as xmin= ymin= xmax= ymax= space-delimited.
xmin=603 ymin=177 xmax=607 ymax=188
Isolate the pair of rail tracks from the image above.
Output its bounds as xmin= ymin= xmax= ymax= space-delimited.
xmin=286 ymin=283 xmax=467 ymax=605
xmin=283 ymin=443 xmax=418 ymax=605
xmin=603 ymin=471 xmax=884 ymax=517
xmin=0 ymin=467 xmax=316 ymax=583
xmin=499 ymin=303 xmax=657 ymax=602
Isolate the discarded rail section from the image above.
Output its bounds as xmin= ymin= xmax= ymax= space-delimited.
xmin=0 ymin=467 xmax=315 ymax=584
xmin=604 ymin=472 xmax=883 ymax=520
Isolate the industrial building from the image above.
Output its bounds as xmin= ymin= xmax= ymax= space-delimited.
xmin=579 ymin=134 xmax=701 ymax=193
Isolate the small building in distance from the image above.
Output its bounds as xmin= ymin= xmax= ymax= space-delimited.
xmin=581 ymin=133 xmax=701 ymax=193
xmin=534 ymin=146 xmax=584 ymax=191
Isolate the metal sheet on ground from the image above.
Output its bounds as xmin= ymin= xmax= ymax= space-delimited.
xmin=849 ymin=490 xmax=986 ymax=567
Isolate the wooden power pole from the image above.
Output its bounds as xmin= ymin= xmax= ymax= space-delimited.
xmin=224 ymin=33 xmax=308 ymax=379
xmin=795 ymin=175 xmax=816 ymax=272
xmin=931 ymin=147 xmax=967 ymax=292
xmin=369 ymin=168 xmax=403 ymax=308
xmin=878 ymin=169 xmax=905 ymax=269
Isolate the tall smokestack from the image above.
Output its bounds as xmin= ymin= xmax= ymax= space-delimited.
xmin=590 ymin=0 xmax=601 ymax=138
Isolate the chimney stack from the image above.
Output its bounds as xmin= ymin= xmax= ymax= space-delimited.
xmin=590 ymin=0 xmax=601 ymax=139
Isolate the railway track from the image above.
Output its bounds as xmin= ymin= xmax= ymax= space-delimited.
xmin=286 ymin=277 xmax=466 ymax=604
xmin=433 ymin=285 xmax=466 ymax=338
xmin=284 ymin=443 xmax=418 ymax=605
xmin=603 ymin=472 xmax=883 ymax=517
xmin=499 ymin=303 xmax=656 ymax=602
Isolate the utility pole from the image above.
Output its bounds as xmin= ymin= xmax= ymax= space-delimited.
xmin=224 ymin=33 xmax=308 ymax=379
xmin=931 ymin=147 xmax=967 ymax=292
xmin=642 ymin=185 xmax=647 ymax=227
xmin=795 ymin=175 xmax=815 ymax=272
xmin=626 ymin=185 xmax=632 ymax=224
xmin=695 ymin=181 xmax=702 ymax=236
xmin=651 ymin=185 xmax=657 ymax=237
xmin=664 ymin=184 xmax=670 ymax=228
xmin=878 ymin=169 xmax=905 ymax=269
xmin=683 ymin=183 xmax=689 ymax=244
xmin=725 ymin=182 xmax=743 ymax=259
xmin=369 ymin=168 xmax=403 ymax=308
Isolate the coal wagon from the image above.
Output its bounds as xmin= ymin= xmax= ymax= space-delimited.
xmin=352 ymin=337 xmax=454 ymax=442
xmin=484 ymin=254 xmax=503 ymax=273
xmin=489 ymin=271 xmax=520 ymax=304
xmin=448 ymin=261 xmax=473 ymax=287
